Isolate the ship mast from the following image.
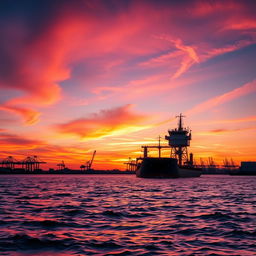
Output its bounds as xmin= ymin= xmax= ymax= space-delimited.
xmin=177 ymin=113 xmax=184 ymax=131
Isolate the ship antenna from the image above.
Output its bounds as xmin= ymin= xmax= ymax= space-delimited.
xmin=176 ymin=113 xmax=185 ymax=131
xmin=158 ymin=135 xmax=161 ymax=158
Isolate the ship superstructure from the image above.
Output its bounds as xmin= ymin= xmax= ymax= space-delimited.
xmin=165 ymin=114 xmax=192 ymax=166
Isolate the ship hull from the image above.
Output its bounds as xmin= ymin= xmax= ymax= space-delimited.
xmin=229 ymin=163 xmax=256 ymax=175
xmin=136 ymin=157 xmax=201 ymax=178
xmin=229 ymin=170 xmax=256 ymax=175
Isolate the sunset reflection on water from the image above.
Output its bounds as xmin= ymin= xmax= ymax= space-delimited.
xmin=0 ymin=174 xmax=255 ymax=256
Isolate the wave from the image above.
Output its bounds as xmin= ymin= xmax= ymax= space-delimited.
xmin=102 ymin=210 xmax=124 ymax=218
xmin=22 ymin=219 xmax=80 ymax=228
xmin=103 ymin=250 xmax=133 ymax=256
xmin=1 ymin=175 xmax=255 ymax=256
xmin=86 ymin=240 xmax=122 ymax=249
xmin=0 ymin=233 xmax=76 ymax=251
xmin=197 ymin=212 xmax=233 ymax=220
xmin=64 ymin=209 xmax=85 ymax=216
xmin=53 ymin=193 xmax=72 ymax=197
xmin=225 ymin=229 xmax=256 ymax=237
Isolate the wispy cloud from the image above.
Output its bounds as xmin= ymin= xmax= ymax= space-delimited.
xmin=152 ymin=36 xmax=200 ymax=79
xmin=196 ymin=126 xmax=256 ymax=136
xmin=0 ymin=133 xmax=45 ymax=148
xmin=170 ymin=38 xmax=199 ymax=79
xmin=0 ymin=105 xmax=41 ymax=125
xmin=187 ymin=79 xmax=256 ymax=115
xmin=204 ymin=116 xmax=256 ymax=125
xmin=1 ymin=0 xmax=255 ymax=122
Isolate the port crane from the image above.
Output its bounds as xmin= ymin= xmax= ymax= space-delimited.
xmin=88 ymin=150 xmax=96 ymax=170
xmin=81 ymin=150 xmax=96 ymax=171
xmin=1 ymin=156 xmax=17 ymax=169
xmin=0 ymin=155 xmax=46 ymax=171
xmin=57 ymin=160 xmax=66 ymax=171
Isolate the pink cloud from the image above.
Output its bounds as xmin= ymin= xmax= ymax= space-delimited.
xmin=202 ymin=39 xmax=255 ymax=60
xmin=187 ymin=80 xmax=256 ymax=115
xmin=167 ymin=38 xmax=200 ymax=79
xmin=226 ymin=20 xmax=256 ymax=30
xmin=207 ymin=116 xmax=256 ymax=125
xmin=191 ymin=1 xmax=242 ymax=16
xmin=1 ymin=0 xmax=256 ymax=125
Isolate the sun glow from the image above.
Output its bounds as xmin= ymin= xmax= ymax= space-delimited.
xmin=0 ymin=0 xmax=255 ymax=169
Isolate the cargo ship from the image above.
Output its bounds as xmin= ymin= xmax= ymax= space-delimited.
xmin=136 ymin=114 xmax=202 ymax=178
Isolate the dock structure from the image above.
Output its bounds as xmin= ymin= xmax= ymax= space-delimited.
xmin=124 ymin=158 xmax=137 ymax=172
xmin=0 ymin=155 xmax=46 ymax=172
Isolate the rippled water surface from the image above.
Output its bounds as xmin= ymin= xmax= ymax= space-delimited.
xmin=0 ymin=174 xmax=255 ymax=256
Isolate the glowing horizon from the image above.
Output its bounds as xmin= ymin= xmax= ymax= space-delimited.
xmin=0 ymin=0 xmax=256 ymax=170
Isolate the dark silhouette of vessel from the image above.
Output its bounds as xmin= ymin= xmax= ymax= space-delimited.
xmin=136 ymin=114 xmax=202 ymax=178
xmin=229 ymin=161 xmax=256 ymax=175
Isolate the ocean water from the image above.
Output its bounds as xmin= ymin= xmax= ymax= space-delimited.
xmin=0 ymin=175 xmax=255 ymax=256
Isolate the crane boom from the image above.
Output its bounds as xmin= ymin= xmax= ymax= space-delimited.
xmin=89 ymin=150 xmax=96 ymax=169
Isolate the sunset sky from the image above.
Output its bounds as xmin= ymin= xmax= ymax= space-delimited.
xmin=0 ymin=0 xmax=256 ymax=170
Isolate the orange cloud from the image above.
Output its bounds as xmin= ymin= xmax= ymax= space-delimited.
xmin=187 ymin=80 xmax=256 ymax=115
xmin=0 ymin=105 xmax=41 ymax=125
xmin=210 ymin=128 xmax=246 ymax=134
xmin=56 ymin=104 xmax=150 ymax=139
xmin=0 ymin=139 xmax=91 ymax=170
xmin=0 ymin=133 xmax=45 ymax=150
